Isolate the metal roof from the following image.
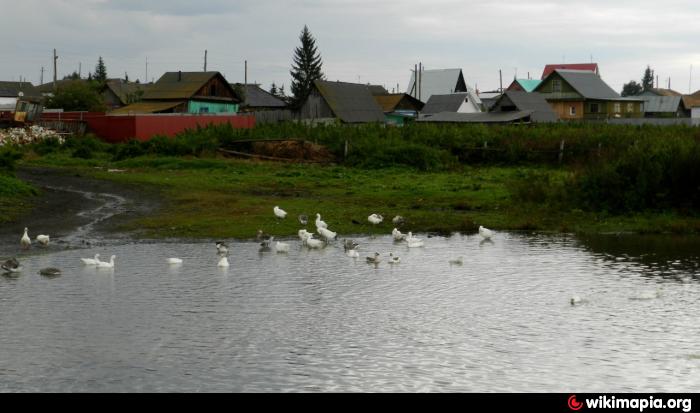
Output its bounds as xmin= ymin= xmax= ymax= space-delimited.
xmin=513 ymin=79 xmax=542 ymax=92
xmin=314 ymin=80 xmax=385 ymax=123
xmin=640 ymin=88 xmax=682 ymax=97
xmin=543 ymin=70 xmax=620 ymax=100
xmin=0 ymin=81 xmax=40 ymax=98
xmin=640 ymin=95 xmax=684 ymax=113
xmin=493 ymin=91 xmax=558 ymax=122
xmin=104 ymin=79 xmax=151 ymax=105
xmin=236 ymin=84 xmax=287 ymax=108
xmin=368 ymin=85 xmax=389 ymax=95
xmin=373 ymin=93 xmax=423 ymax=112
xmin=108 ymin=100 xmax=185 ymax=114
xmin=406 ymin=68 xmax=467 ymax=101
xmin=143 ymin=72 xmax=240 ymax=102
xmin=422 ymin=93 xmax=471 ymax=114
xmin=541 ymin=63 xmax=598 ymax=79
xmin=417 ymin=110 xmax=534 ymax=123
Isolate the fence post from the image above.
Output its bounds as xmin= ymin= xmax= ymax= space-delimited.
xmin=558 ymin=139 xmax=565 ymax=164
xmin=344 ymin=139 xmax=348 ymax=159
xmin=597 ymin=142 xmax=602 ymax=158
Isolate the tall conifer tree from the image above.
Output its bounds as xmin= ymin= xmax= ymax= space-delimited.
xmin=290 ymin=26 xmax=324 ymax=108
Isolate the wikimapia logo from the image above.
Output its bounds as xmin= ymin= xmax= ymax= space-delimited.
xmin=569 ymin=395 xmax=584 ymax=411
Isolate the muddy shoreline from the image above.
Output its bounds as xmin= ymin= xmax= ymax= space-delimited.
xmin=0 ymin=167 xmax=162 ymax=255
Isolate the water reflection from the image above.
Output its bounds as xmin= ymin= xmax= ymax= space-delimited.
xmin=1 ymin=233 xmax=700 ymax=392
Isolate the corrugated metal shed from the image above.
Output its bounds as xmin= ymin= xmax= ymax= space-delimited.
xmin=0 ymin=81 xmax=40 ymax=98
xmin=314 ymin=80 xmax=385 ymax=123
xmin=422 ymin=93 xmax=470 ymax=114
xmin=144 ymin=72 xmax=239 ymax=102
xmin=406 ymin=68 xmax=467 ymax=101
xmin=493 ymin=91 xmax=558 ymax=122
xmin=541 ymin=63 xmax=598 ymax=79
xmin=417 ymin=110 xmax=534 ymax=123
xmin=109 ymin=101 xmax=185 ymax=114
xmin=548 ymin=70 xmax=620 ymax=100
xmin=640 ymin=95 xmax=683 ymax=113
xmin=237 ymin=84 xmax=287 ymax=108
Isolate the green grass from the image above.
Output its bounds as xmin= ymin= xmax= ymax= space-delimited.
xmin=0 ymin=174 xmax=39 ymax=224
xmin=18 ymin=153 xmax=700 ymax=239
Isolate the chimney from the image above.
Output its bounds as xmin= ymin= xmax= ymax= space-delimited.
xmin=178 ymin=71 xmax=182 ymax=81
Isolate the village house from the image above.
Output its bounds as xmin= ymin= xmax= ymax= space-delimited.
xmin=489 ymin=91 xmax=558 ymax=123
xmin=638 ymin=95 xmax=688 ymax=118
xmin=296 ymin=80 xmax=385 ymax=124
xmin=102 ymin=79 xmax=151 ymax=110
xmin=541 ymin=63 xmax=599 ymax=79
xmin=421 ymin=92 xmax=482 ymax=115
xmin=234 ymin=83 xmax=288 ymax=112
xmin=112 ymin=71 xmax=241 ymax=114
xmin=372 ymin=93 xmax=424 ymax=125
xmin=0 ymin=81 xmax=41 ymax=111
xmin=534 ymin=69 xmax=643 ymax=120
xmin=506 ymin=79 xmax=542 ymax=93
xmin=406 ymin=68 xmax=474 ymax=103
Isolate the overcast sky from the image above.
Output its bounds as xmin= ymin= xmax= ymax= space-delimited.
xmin=3 ymin=0 xmax=700 ymax=95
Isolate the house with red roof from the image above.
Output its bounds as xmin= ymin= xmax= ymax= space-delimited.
xmin=541 ymin=63 xmax=599 ymax=80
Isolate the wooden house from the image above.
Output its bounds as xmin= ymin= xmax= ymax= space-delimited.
xmin=296 ymin=80 xmax=385 ymax=124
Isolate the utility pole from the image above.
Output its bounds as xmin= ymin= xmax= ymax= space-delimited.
xmin=40 ymin=67 xmax=44 ymax=85
xmin=418 ymin=62 xmax=422 ymax=101
xmin=145 ymin=57 xmax=148 ymax=84
xmin=53 ymin=48 xmax=58 ymax=91
xmin=499 ymin=69 xmax=503 ymax=93
xmin=204 ymin=50 xmax=208 ymax=72
xmin=79 ymin=62 xmax=81 ymax=78
xmin=244 ymin=60 xmax=248 ymax=86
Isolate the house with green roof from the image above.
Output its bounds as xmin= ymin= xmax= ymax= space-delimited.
xmin=506 ymin=79 xmax=542 ymax=93
xmin=534 ymin=69 xmax=644 ymax=120
xmin=111 ymin=71 xmax=241 ymax=114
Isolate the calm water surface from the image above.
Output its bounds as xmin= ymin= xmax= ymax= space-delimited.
xmin=2 ymin=232 xmax=700 ymax=392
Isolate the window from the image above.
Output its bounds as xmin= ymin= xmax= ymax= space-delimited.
xmin=199 ymin=107 xmax=209 ymax=113
xmin=614 ymin=103 xmax=621 ymax=113
xmin=569 ymin=106 xmax=576 ymax=116
xmin=210 ymin=84 xmax=216 ymax=96
xmin=552 ymin=80 xmax=562 ymax=92
xmin=590 ymin=103 xmax=600 ymax=113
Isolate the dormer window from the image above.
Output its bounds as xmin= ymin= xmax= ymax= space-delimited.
xmin=552 ymin=80 xmax=562 ymax=92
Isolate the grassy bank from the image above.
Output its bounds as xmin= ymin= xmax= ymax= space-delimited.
xmin=6 ymin=122 xmax=700 ymax=238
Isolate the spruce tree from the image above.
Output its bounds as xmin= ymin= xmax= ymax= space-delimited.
xmin=641 ymin=65 xmax=654 ymax=91
xmin=94 ymin=56 xmax=108 ymax=83
xmin=290 ymin=25 xmax=324 ymax=108
xmin=270 ymin=82 xmax=278 ymax=96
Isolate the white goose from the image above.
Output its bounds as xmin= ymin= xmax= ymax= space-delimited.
xmin=315 ymin=213 xmax=328 ymax=229
xmin=97 ymin=255 xmax=116 ymax=268
xmin=317 ymin=226 xmax=337 ymax=241
xmin=275 ymin=241 xmax=290 ymax=253
xmin=303 ymin=234 xmax=325 ymax=249
xmin=20 ymin=227 xmax=30 ymax=249
xmin=392 ymin=228 xmax=407 ymax=241
xmin=406 ymin=232 xmax=424 ymax=248
xmin=392 ymin=215 xmax=405 ymax=226
xmin=218 ymin=256 xmax=230 ymax=267
xmin=273 ymin=206 xmax=287 ymax=219
xmin=298 ymin=229 xmax=313 ymax=241
xmin=479 ymin=225 xmax=494 ymax=240
xmin=346 ymin=249 xmax=360 ymax=258
xmin=368 ymin=214 xmax=383 ymax=225
xmin=36 ymin=234 xmax=50 ymax=246
xmin=81 ymin=253 xmax=101 ymax=265
xmin=167 ymin=258 xmax=183 ymax=264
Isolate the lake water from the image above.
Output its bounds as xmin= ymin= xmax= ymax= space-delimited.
xmin=2 ymin=232 xmax=700 ymax=392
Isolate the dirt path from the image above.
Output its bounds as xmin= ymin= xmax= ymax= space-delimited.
xmin=0 ymin=167 xmax=161 ymax=255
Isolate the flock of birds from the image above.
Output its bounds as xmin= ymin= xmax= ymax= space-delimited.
xmin=1 ymin=207 xmax=497 ymax=277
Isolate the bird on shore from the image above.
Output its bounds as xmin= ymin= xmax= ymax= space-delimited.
xmin=298 ymin=214 xmax=309 ymax=226
xmin=256 ymin=229 xmax=272 ymax=241
xmin=392 ymin=228 xmax=407 ymax=241
xmin=479 ymin=226 xmax=494 ymax=240
xmin=97 ymin=255 xmax=116 ymax=268
xmin=216 ymin=242 xmax=229 ymax=255
xmin=315 ymin=213 xmax=328 ymax=229
xmin=317 ymin=226 xmax=337 ymax=241
xmin=368 ymin=214 xmax=383 ymax=225
xmin=298 ymin=229 xmax=313 ymax=241
xmin=449 ymin=256 xmax=464 ymax=266
xmin=36 ymin=234 xmax=50 ymax=247
xmin=218 ymin=256 xmax=230 ymax=267
xmin=388 ymin=253 xmax=401 ymax=264
xmin=39 ymin=267 xmax=61 ymax=277
xmin=20 ymin=227 xmax=30 ymax=250
xmin=275 ymin=241 xmax=290 ymax=253
xmin=81 ymin=253 xmax=101 ymax=265
xmin=167 ymin=258 xmax=183 ymax=264
xmin=273 ymin=206 xmax=287 ymax=219
xmin=366 ymin=252 xmax=381 ymax=264
xmin=2 ymin=258 xmax=22 ymax=273
xmin=392 ymin=215 xmax=405 ymax=226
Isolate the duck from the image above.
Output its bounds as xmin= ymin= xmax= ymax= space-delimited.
xmin=167 ymin=258 xmax=183 ymax=264
xmin=97 ymin=255 xmax=116 ymax=268
xmin=388 ymin=252 xmax=401 ymax=264
xmin=343 ymin=239 xmax=359 ymax=251
xmin=570 ymin=295 xmax=583 ymax=305
xmin=317 ymin=226 xmax=337 ymax=241
xmin=368 ymin=214 xmax=383 ymax=225
xmin=1 ymin=258 xmax=22 ymax=273
xmin=315 ymin=213 xmax=328 ymax=229
xmin=303 ymin=234 xmax=325 ymax=249
xmin=273 ymin=206 xmax=287 ymax=219
xmin=216 ymin=241 xmax=229 ymax=255
xmin=260 ymin=235 xmax=274 ymax=251
xmin=392 ymin=228 xmax=407 ymax=241
xmin=39 ymin=267 xmax=61 ymax=277
xmin=298 ymin=229 xmax=313 ymax=241
xmin=20 ymin=227 xmax=30 ymax=249
xmin=218 ymin=256 xmax=230 ymax=267
xmin=448 ymin=256 xmax=464 ymax=265
xmin=346 ymin=249 xmax=360 ymax=258
xmin=298 ymin=214 xmax=309 ymax=226
xmin=479 ymin=225 xmax=494 ymax=240
xmin=366 ymin=252 xmax=381 ymax=264
xmin=275 ymin=241 xmax=290 ymax=253
xmin=406 ymin=232 xmax=424 ymax=248
xmin=36 ymin=234 xmax=50 ymax=247
xmin=392 ymin=215 xmax=405 ymax=226
xmin=81 ymin=253 xmax=101 ymax=265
